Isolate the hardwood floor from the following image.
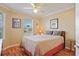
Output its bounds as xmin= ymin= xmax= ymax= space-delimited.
xmin=2 ymin=46 xmax=75 ymax=56
xmin=2 ymin=46 xmax=28 ymax=56
xmin=54 ymin=49 xmax=75 ymax=56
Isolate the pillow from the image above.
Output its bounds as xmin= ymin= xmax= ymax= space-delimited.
xmin=45 ymin=31 xmax=52 ymax=35
xmin=53 ymin=31 xmax=61 ymax=36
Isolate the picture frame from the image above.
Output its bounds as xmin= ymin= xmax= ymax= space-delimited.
xmin=12 ymin=18 xmax=21 ymax=28
xmin=50 ymin=18 xmax=58 ymax=29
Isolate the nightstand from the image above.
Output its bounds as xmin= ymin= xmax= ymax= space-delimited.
xmin=69 ymin=40 xmax=75 ymax=51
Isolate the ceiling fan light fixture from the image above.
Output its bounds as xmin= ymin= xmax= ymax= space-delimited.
xmin=33 ymin=9 xmax=38 ymax=13
xmin=31 ymin=3 xmax=39 ymax=13
xmin=31 ymin=3 xmax=35 ymax=7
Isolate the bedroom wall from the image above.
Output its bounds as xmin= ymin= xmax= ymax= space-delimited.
xmin=33 ymin=16 xmax=43 ymax=34
xmin=0 ymin=5 xmax=75 ymax=49
xmin=0 ymin=6 xmax=39 ymax=49
xmin=40 ymin=8 xmax=75 ymax=48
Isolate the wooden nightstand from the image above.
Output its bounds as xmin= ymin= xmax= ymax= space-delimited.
xmin=69 ymin=40 xmax=75 ymax=51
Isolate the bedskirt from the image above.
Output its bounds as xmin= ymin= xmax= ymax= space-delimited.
xmin=24 ymin=43 xmax=64 ymax=56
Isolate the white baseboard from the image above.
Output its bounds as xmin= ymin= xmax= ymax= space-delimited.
xmin=3 ymin=44 xmax=20 ymax=51
xmin=65 ymin=47 xmax=70 ymax=50
xmin=65 ymin=47 xmax=74 ymax=51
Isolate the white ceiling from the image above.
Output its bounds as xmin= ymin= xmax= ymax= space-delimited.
xmin=0 ymin=3 xmax=75 ymax=16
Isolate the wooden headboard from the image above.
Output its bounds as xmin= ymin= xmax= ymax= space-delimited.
xmin=60 ymin=31 xmax=65 ymax=48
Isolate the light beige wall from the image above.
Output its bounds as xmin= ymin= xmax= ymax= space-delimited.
xmin=0 ymin=5 xmax=75 ymax=49
xmin=33 ymin=16 xmax=43 ymax=34
xmin=0 ymin=6 xmax=39 ymax=49
xmin=40 ymin=8 xmax=75 ymax=48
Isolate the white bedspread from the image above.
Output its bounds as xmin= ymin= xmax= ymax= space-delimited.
xmin=22 ymin=35 xmax=64 ymax=56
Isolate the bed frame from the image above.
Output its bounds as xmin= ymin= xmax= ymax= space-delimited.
xmin=52 ymin=31 xmax=65 ymax=48
xmin=44 ymin=31 xmax=65 ymax=56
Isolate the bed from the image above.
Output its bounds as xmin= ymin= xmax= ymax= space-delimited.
xmin=22 ymin=31 xmax=65 ymax=56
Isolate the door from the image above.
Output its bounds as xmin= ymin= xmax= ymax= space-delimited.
xmin=76 ymin=3 xmax=79 ymax=56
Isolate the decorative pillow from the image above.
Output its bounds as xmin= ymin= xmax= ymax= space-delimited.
xmin=45 ymin=31 xmax=52 ymax=35
xmin=53 ymin=31 xmax=61 ymax=36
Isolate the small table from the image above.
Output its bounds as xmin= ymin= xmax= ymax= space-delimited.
xmin=69 ymin=40 xmax=75 ymax=51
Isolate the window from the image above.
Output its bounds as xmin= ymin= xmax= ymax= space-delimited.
xmin=23 ymin=19 xmax=33 ymax=35
xmin=0 ymin=13 xmax=3 ymax=39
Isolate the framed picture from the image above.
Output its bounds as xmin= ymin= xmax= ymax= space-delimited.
xmin=50 ymin=18 xmax=58 ymax=29
xmin=12 ymin=18 xmax=21 ymax=28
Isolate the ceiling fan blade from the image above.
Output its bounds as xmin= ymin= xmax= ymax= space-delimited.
xmin=24 ymin=7 xmax=33 ymax=9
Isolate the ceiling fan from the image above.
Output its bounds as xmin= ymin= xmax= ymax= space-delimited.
xmin=24 ymin=3 xmax=42 ymax=13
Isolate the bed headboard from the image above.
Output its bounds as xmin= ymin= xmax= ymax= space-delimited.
xmin=60 ymin=31 xmax=65 ymax=48
xmin=60 ymin=31 xmax=65 ymax=39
